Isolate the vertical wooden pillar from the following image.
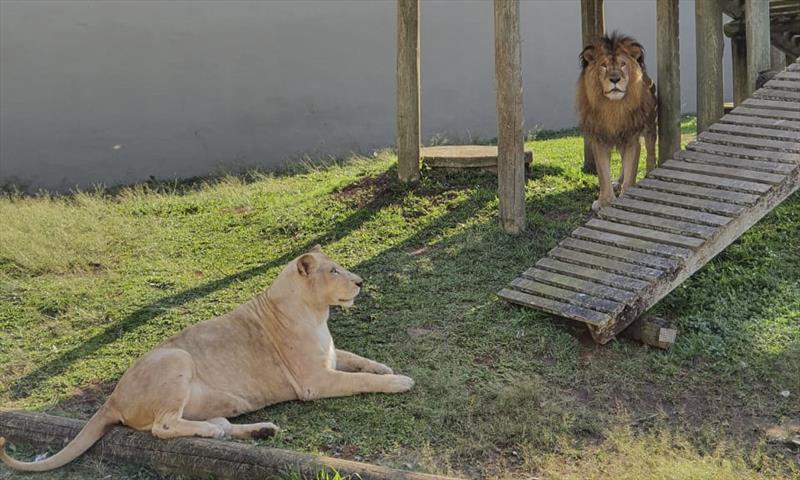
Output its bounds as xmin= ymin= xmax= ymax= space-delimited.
xmin=745 ymin=0 xmax=770 ymax=94
xmin=396 ymin=0 xmax=420 ymax=183
xmin=656 ymin=0 xmax=680 ymax=164
xmin=695 ymin=0 xmax=723 ymax=133
xmin=770 ymin=46 xmax=786 ymax=71
xmin=494 ymin=0 xmax=526 ymax=234
xmin=580 ymin=0 xmax=605 ymax=174
xmin=731 ymin=34 xmax=749 ymax=105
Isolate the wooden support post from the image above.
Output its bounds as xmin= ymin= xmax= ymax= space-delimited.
xmin=0 ymin=412 xmax=458 ymax=480
xmin=580 ymin=0 xmax=605 ymax=174
xmin=745 ymin=0 xmax=771 ymax=94
xmin=695 ymin=0 xmax=723 ymax=133
xmin=396 ymin=0 xmax=420 ymax=184
xmin=494 ymin=0 xmax=526 ymax=235
xmin=731 ymin=34 xmax=749 ymax=105
xmin=656 ymin=0 xmax=681 ymax=165
xmin=771 ymin=46 xmax=787 ymax=71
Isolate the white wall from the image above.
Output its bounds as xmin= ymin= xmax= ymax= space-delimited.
xmin=0 ymin=0 xmax=730 ymax=192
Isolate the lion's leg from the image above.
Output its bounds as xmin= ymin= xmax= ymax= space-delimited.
xmin=335 ymin=349 xmax=393 ymax=374
xmin=591 ymin=141 xmax=614 ymax=211
xmin=182 ymin=384 xmax=256 ymax=420
xmin=303 ymin=370 xmax=413 ymax=400
xmin=151 ymin=412 xmax=226 ymax=440
xmin=620 ymin=138 xmax=641 ymax=194
xmin=206 ymin=417 xmax=279 ymax=440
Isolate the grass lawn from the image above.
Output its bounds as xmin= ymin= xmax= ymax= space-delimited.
xmin=1 ymin=117 xmax=798 ymax=479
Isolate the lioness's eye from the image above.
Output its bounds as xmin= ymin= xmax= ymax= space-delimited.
xmin=331 ymin=268 xmax=339 ymax=274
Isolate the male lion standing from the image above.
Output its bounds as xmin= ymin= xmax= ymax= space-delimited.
xmin=577 ymin=32 xmax=657 ymax=211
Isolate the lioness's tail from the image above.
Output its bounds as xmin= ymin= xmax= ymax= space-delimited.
xmin=0 ymin=405 xmax=118 ymax=472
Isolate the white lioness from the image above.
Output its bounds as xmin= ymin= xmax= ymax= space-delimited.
xmin=0 ymin=246 xmax=414 ymax=472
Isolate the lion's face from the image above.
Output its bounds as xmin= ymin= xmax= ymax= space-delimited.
xmin=580 ymin=35 xmax=644 ymax=102
xmin=295 ymin=246 xmax=362 ymax=308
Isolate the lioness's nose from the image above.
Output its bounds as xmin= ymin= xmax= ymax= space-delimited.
xmin=355 ymin=279 xmax=363 ymax=288
xmin=609 ymin=72 xmax=621 ymax=83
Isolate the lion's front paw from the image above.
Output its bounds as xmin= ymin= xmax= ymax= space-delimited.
xmin=365 ymin=362 xmax=394 ymax=375
xmin=591 ymin=199 xmax=612 ymax=212
xmin=385 ymin=374 xmax=415 ymax=393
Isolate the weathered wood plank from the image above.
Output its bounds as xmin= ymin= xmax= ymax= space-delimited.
xmin=585 ymin=218 xmax=706 ymax=249
xmin=623 ymin=186 xmax=746 ymax=216
xmin=789 ymin=63 xmax=800 ymax=72
xmin=396 ymin=0 xmax=421 ymax=184
xmin=745 ymin=0 xmax=771 ymax=94
xmin=698 ymin=131 xmax=800 ymax=153
xmin=598 ymin=207 xmax=718 ymax=239
xmin=657 ymin=0 xmax=681 ymax=162
xmin=549 ymin=246 xmax=665 ymax=281
xmin=719 ymin=114 xmax=800 ymax=131
xmin=612 ymin=196 xmax=733 ymax=226
xmin=661 ymin=159 xmax=786 ymax=184
xmin=731 ymin=106 xmax=800 ymax=121
xmin=580 ymin=0 xmax=605 ymax=173
xmin=572 ymin=226 xmax=692 ymax=260
xmin=650 ymin=168 xmax=773 ymax=194
xmin=775 ymin=71 xmax=800 ymax=81
xmin=494 ymin=0 xmax=526 ymax=234
xmin=742 ymin=97 xmax=800 ymax=111
xmin=695 ymin=0 xmax=724 ymax=132
xmin=509 ymin=277 xmax=624 ymax=314
xmin=536 ymin=257 xmax=650 ymax=291
xmin=498 ymin=288 xmax=610 ymax=326
xmin=521 ymin=267 xmax=636 ymax=304
xmin=675 ymin=149 xmax=797 ymax=175
xmin=0 ymin=412 xmax=455 ymax=480
xmin=708 ymin=123 xmax=800 ymax=142
xmin=559 ymin=237 xmax=680 ymax=271
xmin=754 ymin=88 xmax=800 ymax=102
xmin=637 ymin=178 xmax=761 ymax=205
xmin=687 ymin=141 xmax=800 ymax=164
xmin=764 ymin=79 xmax=800 ymax=90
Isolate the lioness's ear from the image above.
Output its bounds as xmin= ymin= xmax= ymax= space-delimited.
xmin=579 ymin=45 xmax=595 ymax=70
xmin=297 ymin=254 xmax=317 ymax=276
xmin=629 ymin=42 xmax=646 ymax=67
xmin=309 ymin=244 xmax=323 ymax=253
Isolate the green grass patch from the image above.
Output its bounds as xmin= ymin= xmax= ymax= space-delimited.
xmin=1 ymin=118 xmax=798 ymax=479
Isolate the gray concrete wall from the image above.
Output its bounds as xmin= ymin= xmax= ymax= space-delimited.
xmin=0 ymin=0 xmax=731 ymax=192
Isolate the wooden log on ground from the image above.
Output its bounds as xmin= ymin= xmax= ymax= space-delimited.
xmin=580 ymin=0 xmax=605 ymax=174
xmin=396 ymin=0 xmax=421 ymax=184
xmin=620 ymin=315 xmax=678 ymax=350
xmin=745 ymin=0 xmax=771 ymax=95
xmin=0 ymin=411 xmax=459 ymax=480
xmin=494 ymin=0 xmax=526 ymax=234
xmin=695 ymin=0 xmax=723 ymax=133
xmin=657 ymin=0 xmax=681 ymax=165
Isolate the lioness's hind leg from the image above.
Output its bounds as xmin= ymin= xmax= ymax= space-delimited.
xmin=207 ymin=417 xmax=279 ymax=440
xmin=152 ymin=414 xmax=226 ymax=440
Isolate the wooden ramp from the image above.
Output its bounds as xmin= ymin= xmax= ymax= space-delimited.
xmin=499 ymin=62 xmax=800 ymax=344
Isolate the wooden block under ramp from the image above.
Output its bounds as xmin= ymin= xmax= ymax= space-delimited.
xmin=421 ymin=145 xmax=532 ymax=172
xmin=620 ymin=315 xmax=678 ymax=350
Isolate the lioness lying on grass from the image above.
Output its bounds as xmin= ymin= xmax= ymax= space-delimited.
xmin=0 ymin=246 xmax=414 ymax=472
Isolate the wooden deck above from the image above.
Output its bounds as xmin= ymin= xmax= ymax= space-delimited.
xmin=500 ymin=63 xmax=800 ymax=344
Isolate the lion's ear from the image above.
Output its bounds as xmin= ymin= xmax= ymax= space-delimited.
xmin=297 ymin=254 xmax=317 ymax=276
xmin=629 ymin=42 xmax=646 ymax=68
xmin=579 ymin=45 xmax=595 ymax=70
xmin=309 ymin=244 xmax=323 ymax=254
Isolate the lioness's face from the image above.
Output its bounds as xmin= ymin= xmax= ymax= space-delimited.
xmin=296 ymin=246 xmax=363 ymax=308
xmin=580 ymin=37 xmax=644 ymax=102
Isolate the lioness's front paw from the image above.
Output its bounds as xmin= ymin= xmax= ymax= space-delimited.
xmin=591 ymin=199 xmax=612 ymax=212
xmin=365 ymin=362 xmax=393 ymax=375
xmin=251 ymin=422 xmax=280 ymax=439
xmin=385 ymin=374 xmax=415 ymax=393
xmin=208 ymin=424 xmax=227 ymax=439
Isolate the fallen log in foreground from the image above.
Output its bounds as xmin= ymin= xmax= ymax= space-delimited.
xmin=0 ymin=411 xmax=459 ymax=480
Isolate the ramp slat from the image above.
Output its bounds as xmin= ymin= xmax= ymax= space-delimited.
xmin=509 ymin=278 xmax=624 ymax=315
xmin=598 ymin=207 xmax=718 ymax=239
xmin=775 ymin=71 xmax=800 ymax=81
xmin=571 ymin=227 xmax=691 ymax=260
xmin=535 ymin=257 xmax=649 ymax=291
xmin=558 ymin=237 xmax=680 ymax=271
xmin=708 ymin=123 xmax=800 ymax=142
xmin=661 ymin=160 xmax=786 ymax=185
xmin=585 ymin=218 xmax=705 ymax=249
xmin=675 ymin=150 xmax=797 ymax=175
xmin=498 ymin=289 xmax=610 ymax=326
xmin=688 ymin=141 xmax=800 ymax=163
xmin=743 ymin=98 xmax=800 ymax=111
xmin=612 ymin=197 xmax=732 ymax=227
xmin=729 ymin=106 xmax=800 ymax=121
xmin=649 ymin=168 xmax=772 ymax=194
xmin=521 ymin=268 xmax=636 ymax=304
xmin=764 ymin=80 xmax=800 ymax=91
xmin=719 ymin=114 xmax=800 ymax=131
xmin=549 ymin=246 xmax=665 ymax=281
xmin=623 ymin=186 xmax=745 ymax=216
xmin=636 ymin=178 xmax=760 ymax=205
xmin=754 ymin=88 xmax=800 ymax=102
